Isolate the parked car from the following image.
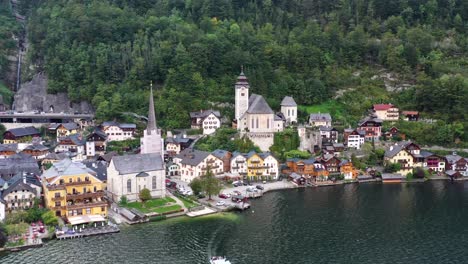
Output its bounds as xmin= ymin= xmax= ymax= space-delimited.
xmin=216 ymin=201 xmax=226 ymax=206
xmin=183 ymin=190 xmax=193 ymax=196
xmin=243 ymin=181 xmax=249 ymax=186
xmin=256 ymin=185 xmax=264 ymax=190
xmin=233 ymin=181 xmax=242 ymax=187
xmin=197 ymin=193 xmax=206 ymax=199
xmin=218 ymin=193 xmax=228 ymax=199
xmin=232 ymin=190 xmax=241 ymax=196
xmin=246 ymin=187 xmax=256 ymax=192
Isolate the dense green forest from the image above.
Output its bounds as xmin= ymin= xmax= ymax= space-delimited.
xmin=0 ymin=0 xmax=20 ymax=81
xmin=12 ymin=0 xmax=468 ymax=145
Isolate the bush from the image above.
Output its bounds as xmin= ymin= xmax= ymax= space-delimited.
xmin=41 ymin=210 xmax=58 ymax=226
xmin=119 ymin=195 xmax=128 ymax=206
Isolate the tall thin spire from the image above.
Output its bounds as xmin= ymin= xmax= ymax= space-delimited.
xmin=147 ymin=81 xmax=157 ymax=134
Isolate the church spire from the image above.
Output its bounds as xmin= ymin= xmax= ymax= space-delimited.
xmin=147 ymin=81 xmax=157 ymax=134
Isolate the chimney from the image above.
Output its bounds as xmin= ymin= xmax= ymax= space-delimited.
xmin=390 ymin=146 xmax=393 ymax=151
xmin=23 ymin=173 xmax=26 ymax=184
xmin=453 ymin=151 xmax=457 ymax=156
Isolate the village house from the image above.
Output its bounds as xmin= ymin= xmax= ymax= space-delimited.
xmin=309 ymin=113 xmax=332 ymax=127
xmin=41 ymin=159 xmax=107 ymax=220
xmin=53 ymin=123 xmax=80 ymax=139
xmin=21 ymin=143 xmax=49 ymax=160
xmin=318 ymin=154 xmax=341 ymax=175
xmin=343 ymin=129 xmax=365 ymax=149
xmin=402 ymin=111 xmax=419 ymax=121
xmin=230 ymin=152 xmax=248 ymax=176
xmin=101 ymin=121 xmax=136 ymax=141
xmin=190 ymin=109 xmax=222 ymax=135
xmin=245 ymin=151 xmax=279 ymax=181
xmin=445 ymin=153 xmax=467 ymax=177
xmin=2 ymin=173 xmax=41 ymax=212
xmin=319 ymin=126 xmax=338 ymax=144
xmin=373 ymin=104 xmax=399 ymax=121
xmin=174 ymin=148 xmax=224 ymax=183
xmin=339 ymin=160 xmax=359 ymax=180
xmin=284 ymin=158 xmax=329 ymax=181
xmin=212 ymin=149 xmax=232 ymax=173
xmin=420 ymin=151 xmax=445 ymax=173
xmin=384 ymin=126 xmax=403 ymax=140
xmin=280 ymin=96 xmax=298 ymax=125
xmin=384 ymin=141 xmax=423 ymax=176
xmin=3 ymin=126 xmax=40 ymax=144
xmin=86 ymin=129 xmax=108 ymax=157
xmin=0 ymin=144 xmax=17 ymax=158
xmin=41 ymin=152 xmax=68 ymax=166
xmin=107 ymin=153 xmax=165 ymax=202
xmin=235 ymin=69 xmax=293 ymax=151
xmin=165 ymin=133 xmax=193 ymax=157
xmin=358 ymin=116 xmax=383 ymax=141
xmin=166 ymin=161 xmax=180 ymax=177
xmin=56 ymin=134 xmax=86 ymax=160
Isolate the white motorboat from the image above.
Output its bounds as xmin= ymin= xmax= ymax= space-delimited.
xmin=210 ymin=256 xmax=232 ymax=264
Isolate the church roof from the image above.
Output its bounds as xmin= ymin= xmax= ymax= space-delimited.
xmin=235 ymin=69 xmax=249 ymax=86
xmin=247 ymin=94 xmax=274 ymax=114
xmin=147 ymin=84 xmax=157 ymax=134
xmin=281 ymin=96 xmax=297 ymax=106
xmin=112 ymin=153 xmax=164 ymax=175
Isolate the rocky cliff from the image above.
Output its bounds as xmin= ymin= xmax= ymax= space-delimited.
xmin=13 ymin=73 xmax=94 ymax=113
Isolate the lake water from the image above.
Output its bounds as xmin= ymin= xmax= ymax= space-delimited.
xmin=2 ymin=181 xmax=468 ymax=264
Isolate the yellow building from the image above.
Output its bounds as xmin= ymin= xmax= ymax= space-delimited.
xmin=246 ymin=151 xmax=279 ymax=181
xmin=384 ymin=143 xmax=416 ymax=176
xmin=56 ymin=123 xmax=80 ymax=138
xmin=41 ymin=158 xmax=107 ymax=222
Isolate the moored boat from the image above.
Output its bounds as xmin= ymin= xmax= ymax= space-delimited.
xmin=210 ymin=256 xmax=232 ymax=264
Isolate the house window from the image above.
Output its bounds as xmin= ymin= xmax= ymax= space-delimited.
xmin=86 ymin=208 xmax=91 ymax=215
xmin=55 ymin=201 xmax=61 ymax=207
xmin=101 ymin=206 xmax=105 ymax=212
xmin=127 ymin=179 xmax=132 ymax=193
xmin=152 ymin=176 xmax=157 ymax=190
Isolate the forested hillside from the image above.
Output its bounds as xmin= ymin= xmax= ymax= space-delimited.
xmin=18 ymin=0 xmax=467 ymax=139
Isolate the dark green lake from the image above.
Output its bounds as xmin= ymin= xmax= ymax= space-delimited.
xmin=2 ymin=181 xmax=468 ymax=264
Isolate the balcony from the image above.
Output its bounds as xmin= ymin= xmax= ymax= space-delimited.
xmin=48 ymin=185 xmax=66 ymax=191
xmin=52 ymin=196 xmax=64 ymax=201
xmin=250 ymin=160 xmax=260 ymax=164
xmin=67 ymin=191 xmax=104 ymax=200
xmin=52 ymin=205 xmax=67 ymax=210
xmin=67 ymin=201 xmax=107 ymax=210
xmin=236 ymin=160 xmax=244 ymax=163
xmin=206 ymin=159 xmax=215 ymax=164
xmin=64 ymin=180 xmax=92 ymax=186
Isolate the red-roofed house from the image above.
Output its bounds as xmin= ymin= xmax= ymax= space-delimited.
xmin=402 ymin=111 xmax=419 ymax=121
xmin=373 ymin=104 xmax=399 ymax=121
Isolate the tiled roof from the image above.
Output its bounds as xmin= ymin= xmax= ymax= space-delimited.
xmin=112 ymin=153 xmax=164 ymax=174
xmin=2 ymin=180 xmax=36 ymax=198
xmin=247 ymin=94 xmax=274 ymax=114
xmin=5 ymin=126 xmax=40 ymax=137
xmin=189 ymin=109 xmax=221 ymax=119
xmin=0 ymin=154 xmax=40 ymax=176
xmin=373 ymin=104 xmax=394 ymax=111
xmin=102 ymin=121 xmax=136 ymax=129
xmin=83 ymin=160 xmax=108 ymax=182
xmin=59 ymin=123 xmax=79 ymax=131
xmin=384 ymin=141 xmax=412 ymax=158
xmin=310 ymin=113 xmax=332 ymax=121
xmin=402 ymin=111 xmax=419 ymax=115
xmin=59 ymin=134 xmax=86 ymax=146
xmin=281 ymin=96 xmax=297 ymax=106
xmin=358 ymin=116 xmax=383 ymax=126
xmin=445 ymin=154 xmax=464 ymax=164
xmin=175 ymin=148 xmax=211 ymax=166
xmin=0 ymin=143 xmax=18 ymax=152
xmin=212 ymin=149 xmax=230 ymax=159
xmin=23 ymin=143 xmax=49 ymax=151
xmin=42 ymin=158 xmax=95 ymax=180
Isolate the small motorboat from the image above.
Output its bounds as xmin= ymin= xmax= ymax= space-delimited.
xmin=210 ymin=256 xmax=232 ymax=264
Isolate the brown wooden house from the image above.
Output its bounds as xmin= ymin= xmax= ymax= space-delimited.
xmin=3 ymin=126 xmax=40 ymax=144
xmin=319 ymin=154 xmax=341 ymax=174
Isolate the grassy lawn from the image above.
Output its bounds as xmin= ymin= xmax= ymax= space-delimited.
xmin=124 ymin=197 xmax=177 ymax=214
xmin=176 ymin=195 xmax=198 ymax=209
xmin=153 ymin=205 xmax=182 ymax=214
xmin=299 ymin=100 xmax=346 ymax=119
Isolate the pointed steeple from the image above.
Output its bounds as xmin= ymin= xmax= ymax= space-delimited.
xmin=147 ymin=81 xmax=157 ymax=134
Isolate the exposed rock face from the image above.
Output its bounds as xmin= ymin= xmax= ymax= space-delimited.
xmin=13 ymin=73 xmax=94 ymax=113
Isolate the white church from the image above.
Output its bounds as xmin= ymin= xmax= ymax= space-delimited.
xmin=107 ymin=85 xmax=166 ymax=203
xmin=235 ymin=69 xmax=297 ymax=151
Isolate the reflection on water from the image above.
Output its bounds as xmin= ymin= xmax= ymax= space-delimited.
xmin=2 ymin=182 xmax=468 ymax=264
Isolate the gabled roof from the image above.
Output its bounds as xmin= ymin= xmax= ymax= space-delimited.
xmin=358 ymin=116 xmax=383 ymax=126
xmin=112 ymin=153 xmax=164 ymax=174
xmin=58 ymin=123 xmax=79 ymax=131
xmin=2 ymin=180 xmax=36 ymax=198
xmin=5 ymin=126 xmax=40 ymax=137
xmin=59 ymin=134 xmax=86 ymax=146
xmin=175 ymin=148 xmax=211 ymax=166
xmin=0 ymin=143 xmax=18 ymax=152
xmin=247 ymin=94 xmax=274 ymax=114
xmin=445 ymin=154 xmax=464 ymax=164
xmin=384 ymin=141 xmax=412 ymax=158
xmin=44 ymin=152 xmax=68 ymax=161
xmin=0 ymin=154 xmax=40 ymax=176
xmin=281 ymin=96 xmax=297 ymax=107
xmin=83 ymin=160 xmax=108 ymax=182
xmin=259 ymin=152 xmax=275 ymax=160
xmin=189 ymin=109 xmax=221 ymax=119
xmin=212 ymin=149 xmax=230 ymax=159
xmin=23 ymin=143 xmax=49 ymax=152
xmin=373 ymin=104 xmax=394 ymax=111
xmin=230 ymin=151 xmax=246 ymax=161
xmin=166 ymin=136 xmax=192 ymax=145
xmin=42 ymin=158 xmax=95 ymax=181
xmin=402 ymin=111 xmax=419 ymax=115
xmin=101 ymin=121 xmax=136 ymax=129
xmin=310 ymin=113 xmax=332 ymax=122
xmin=87 ymin=129 xmax=107 ymax=140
